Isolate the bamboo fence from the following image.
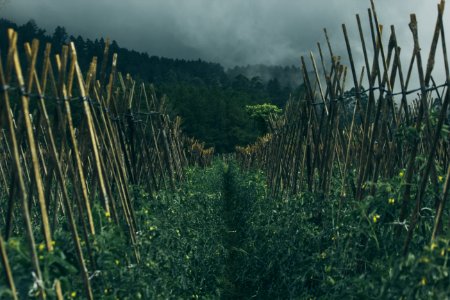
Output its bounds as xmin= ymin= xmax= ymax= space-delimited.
xmin=0 ymin=28 xmax=214 ymax=298
xmin=237 ymin=0 xmax=450 ymax=254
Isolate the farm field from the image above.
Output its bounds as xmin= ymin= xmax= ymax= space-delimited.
xmin=1 ymin=0 xmax=450 ymax=299
xmin=3 ymin=160 xmax=450 ymax=299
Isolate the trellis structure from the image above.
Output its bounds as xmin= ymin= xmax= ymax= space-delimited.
xmin=0 ymin=28 xmax=209 ymax=298
xmin=237 ymin=0 xmax=450 ymax=254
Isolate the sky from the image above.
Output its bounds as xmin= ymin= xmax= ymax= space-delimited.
xmin=0 ymin=0 xmax=447 ymax=85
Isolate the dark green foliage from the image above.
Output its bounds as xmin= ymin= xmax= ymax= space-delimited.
xmin=0 ymin=163 xmax=229 ymax=299
xmin=130 ymin=164 xmax=229 ymax=298
xmin=1 ymin=161 xmax=449 ymax=298
xmin=158 ymin=82 xmax=268 ymax=153
xmin=221 ymin=163 xmax=450 ymax=299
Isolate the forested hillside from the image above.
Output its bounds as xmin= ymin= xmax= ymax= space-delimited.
xmin=0 ymin=18 xmax=304 ymax=152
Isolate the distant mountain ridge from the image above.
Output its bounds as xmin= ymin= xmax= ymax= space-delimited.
xmin=227 ymin=64 xmax=303 ymax=89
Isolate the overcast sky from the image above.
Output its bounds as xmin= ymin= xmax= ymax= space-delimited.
xmin=0 ymin=0 xmax=447 ymax=82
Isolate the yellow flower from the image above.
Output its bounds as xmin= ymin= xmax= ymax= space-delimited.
xmin=399 ymin=171 xmax=404 ymax=177
xmin=115 ymin=260 xmax=120 ymax=265
xmin=420 ymin=277 xmax=427 ymax=286
xmin=51 ymin=240 xmax=56 ymax=246
xmin=9 ymin=239 xmax=19 ymax=248
xmin=438 ymin=176 xmax=444 ymax=183
xmin=38 ymin=243 xmax=45 ymax=252
xmin=431 ymin=242 xmax=438 ymax=250
xmin=105 ymin=211 xmax=111 ymax=218
xmin=388 ymin=198 xmax=395 ymax=205
xmin=372 ymin=214 xmax=381 ymax=223
xmin=71 ymin=291 xmax=77 ymax=298
xmin=441 ymin=249 xmax=445 ymax=257
xmin=419 ymin=257 xmax=430 ymax=263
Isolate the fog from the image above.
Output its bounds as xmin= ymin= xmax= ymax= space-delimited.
xmin=1 ymin=0 xmax=447 ymax=87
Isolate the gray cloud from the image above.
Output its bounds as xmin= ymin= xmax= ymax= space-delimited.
xmin=0 ymin=0 xmax=446 ymax=80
